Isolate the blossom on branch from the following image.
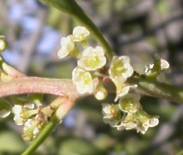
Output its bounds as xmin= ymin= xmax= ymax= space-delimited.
xmin=78 ymin=46 xmax=107 ymax=71
xmin=72 ymin=67 xmax=97 ymax=94
xmin=72 ymin=26 xmax=90 ymax=42
xmin=57 ymin=35 xmax=75 ymax=59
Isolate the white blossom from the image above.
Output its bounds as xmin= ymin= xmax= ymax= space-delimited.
xmin=78 ymin=46 xmax=107 ymax=71
xmin=109 ymin=56 xmax=134 ymax=83
xmin=160 ymin=59 xmax=169 ymax=70
xmin=114 ymin=81 xmax=137 ymax=101
xmin=12 ymin=105 xmax=24 ymax=125
xmin=12 ymin=104 xmax=37 ymax=126
xmin=57 ymin=35 xmax=75 ymax=59
xmin=72 ymin=26 xmax=90 ymax=42
xmin=102 ymin=104 xmax=121 ymax=126
xmin=72 ymin=67 xmax=97 ymax=94
xmin=23 ymin=119 xmax=40 ymax=141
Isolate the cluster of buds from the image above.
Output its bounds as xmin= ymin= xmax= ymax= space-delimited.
xmin=57 ymin=26 xmax=170 ymax=134
xmin=1 ymin=96 xmax=66 ymax=141
xmin=0 ymin=50 xmax=65 ymax=141
xmin=10 ymin=100 xmax=62 ymax=141
xmin=102 ymin=94 xmax=159 ymax=134
xmin=11 ymin=103 xmax=49 ymax=141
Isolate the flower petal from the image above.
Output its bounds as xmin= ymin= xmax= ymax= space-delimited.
xmin=78 ymin=46 xmax=106 ymax=71
xmin=72 ymin=26 xmax=90 ymax=42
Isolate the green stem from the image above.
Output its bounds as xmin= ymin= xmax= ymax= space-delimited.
xmin=137 ymin=77 xmax=183 ymax=103
xmin=41 ymin=0 xmax=114 ymax=60
xmin=21 ymin=117 xmax=59 ymax=155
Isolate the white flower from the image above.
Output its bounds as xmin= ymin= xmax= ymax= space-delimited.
xmin=160 ymin=59 xmax=169 ymax=70
xmin=12 ymin=105 xmax=24 ymax=125
xmin=109 ymin=56 xmax=134 ymax=83
xmin=145 ymin=59 xmax=169 ymax=75
xmin=23 ymin=119 xmax=40 ymax=141
xmin=114 ymin=81 xmax=137 ymax=101
xmin=115 ymin=110 xmax=159 ymax=134
xmin=114 ymin=113 xmax=137 ymax=131
xmin=102 ymin=104 xmax=113 ymax=119
xmin=12 ymin=104 xmax=37 ymax=126
xmin=144 ymin=64 xmax=154 ymax=75
xmin=57 ymin=35 xmax=75 ymax=59
xmin=102 ymin=104 xmax=121 ymax=126
xmin=136 ymin=111 xmax=159 ymax=134
xmin=118 ymin=94 xmax=141 ymax=113
xmin=72 ymin=26 xmax=90 ymax=42
xmin=78 ymin=46 xmax=107 ymax=71
xmin=148 ymin=116 xmax=159 ymax=127
xmin=72 ymin=67 xmax=97 ymax=94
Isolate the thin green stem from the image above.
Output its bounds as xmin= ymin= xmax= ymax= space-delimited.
xmin=21 ymin=117 xmax=59 ymax=155
xmin=134 ymin=77 xmax=183 ymax=103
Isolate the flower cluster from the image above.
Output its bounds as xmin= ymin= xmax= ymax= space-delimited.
xmin=11 ymin=103 xmax=55 ymax=141
xmin=57 ymin=26 xmax=107 ymax=98
xmin=12 ymin=103 xmax=42 ymax=141
xmin=102 ymin=94 xmax=159 ymax=134
xmin=57 ymin=26 xmax=135 ymax=100
xmin=0 ymin=27 xmax=171 ymax=142
xmin=57 ymin=26 xmax=162 ymax=134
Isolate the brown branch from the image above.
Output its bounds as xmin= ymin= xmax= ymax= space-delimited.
xmin=0 ymin=77 xmax=79 ymax=100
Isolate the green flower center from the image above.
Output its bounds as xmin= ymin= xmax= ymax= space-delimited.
xmin=84 ymin=56 xmax=100 ymax=69
xmin=112 ymin=60 xmax=126 ymax=76
xmin=80 ymin=72 xmax=92 ymax=85
xmin=120 ymin=98 xmax=138 ymax=113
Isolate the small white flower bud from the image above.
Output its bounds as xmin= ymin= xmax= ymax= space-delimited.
xmin=12 ymin=105 xmax=24 ymax=125
xmin=94 ymin=85 xmax=108 ymax=100
xmin=72 ymin=26 xmax=90 ymax=42
xmin=148 ymin=117 xmax=159 ymax=127
xmin=23 ymin=119 xmax=40 ymax=141
xmin=57 ymin=35 xmax=75 ymax=59
xmin=160 ymin=59 xmax=169 ymax=70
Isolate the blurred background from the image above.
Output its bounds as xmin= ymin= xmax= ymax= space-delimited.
xmin=0 ymin=0 xmax=183 ymax=155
